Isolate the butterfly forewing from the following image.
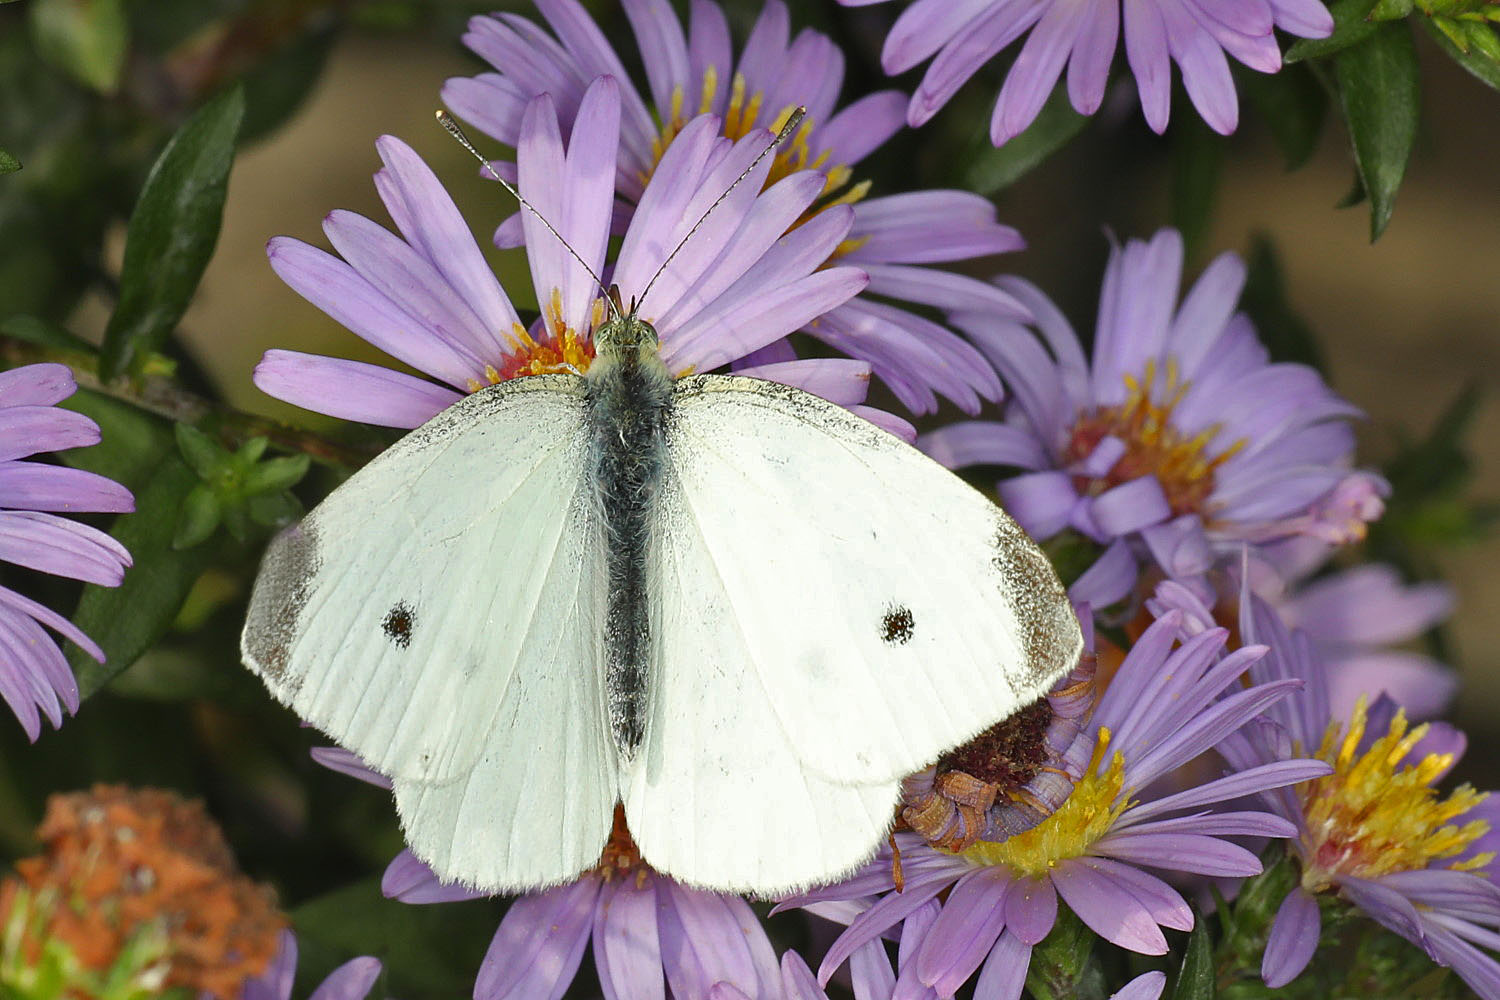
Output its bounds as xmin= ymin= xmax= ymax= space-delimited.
xmin=241 ymin=375 xmax=618 ymax=889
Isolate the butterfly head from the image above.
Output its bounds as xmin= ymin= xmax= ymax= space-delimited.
xmin=592 ymin=284 xmax=661 ymax=364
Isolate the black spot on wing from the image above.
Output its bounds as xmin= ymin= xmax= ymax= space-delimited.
xmin=382 ymin=602 xmax=416 ymax=649
xmin=881 ymin=605 xmax=915 ymax=645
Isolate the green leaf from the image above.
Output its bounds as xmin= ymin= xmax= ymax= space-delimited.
xmin=1171 ymin=916 xmax=1216 ymax=1000
xmin=173 ymin=422 xmax=227 ymax=480
xmin=0 ymin=148 xmax=18 ymax=174
xmin=99 ymin=85 xmax=244 ymax=381
xmin=1424 ymin=17 xmax=1500 ymax=90
xmin=1286 ymin=0 xmax=1381 ymax=62
xmin=1239 ymin=64 xmax=1328 ymax=170
xmin=247 ymin=490 xmax=301 ymax=528
xmin=27 ymin=0 xmax=128 ymax=94
xmin=243 ymin=453 xmax=310 ymax=494
xmin=69 ymin=456 xmax=215 ymax=698
xmin=1371 ymin=0 xmax=1415 ymax=17
xmin=172 ymin=483 xmax=221 ymax=550
xmin=962 ymin=84 xmax=1088 ymax=195
xmin=1335 ymin=21 xmax=1420 ymax=240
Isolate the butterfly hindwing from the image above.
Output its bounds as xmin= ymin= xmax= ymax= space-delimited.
xmin=241 ymin=374 xmax=617 ymax=889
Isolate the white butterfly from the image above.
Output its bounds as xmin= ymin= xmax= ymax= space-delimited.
xmin=240 ymin=113 xmax=1082 ymax=897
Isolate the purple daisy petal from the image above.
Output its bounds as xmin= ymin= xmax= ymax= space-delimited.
xmin=594 ymin=879 xmax=665 ymax=1000
xmin=0 ymin=406 xmax=100 ymax=461
xmin=991 ymin=0 xmax=1092 ymax=144
xmin=971 ymin=929 xmax=1030 ymax=1000
xmin=0 ymin=461 xmax=134 ymax=514
xmin=1052 ymin=860 xmax=1169 ymax=955
xmin=265 ymin=237 xmax=482 ymax=390
xmin=243 ymin=931 xmax=300 ymax=1000
xmin=1077 ymin=857 xmax=1193 ymax=933
xmin=475 ymin=879 xmax=602 ymax=1000
xmin=382 ymin=849 xmax=487 ymax=904
xmin=919 ymin=421 xmax=1048 ymax=471
xmin=998 ymin=471 xmax=1079 ymax=540
xmin=308 ymin=958 xmax=383 ymax=1000
xmin=659 ymin=883 xmax=779 ymax=1000
xmin=816 ymin=870 xmax=955 ymax=984
xmin=1111 ymin=971 xmax=1167 ymax=1000
xmin=732 ymin=359 xmax=872 ymax=406
xmin=1003 ymin=875 xmax=1058 ymax=946
xmin=0 ymin=583 xmax=103 ymax=662
xmin=1262 ymin=885 xmax=1321 ymax=987
xmin=0 ymin=364 xmax=77 ymax=407
xmin=309 ymin=746 xmax=391 ymax=790
xmin=0 ymin=511 xmax=129 ymax=586
xmin=254 ymin=351 xmax=461 ymax=429
xmin=915 ymin=868 xmax=1011 ymax=996
xmin=1067 ymin=538 xmax=1137 ymax=608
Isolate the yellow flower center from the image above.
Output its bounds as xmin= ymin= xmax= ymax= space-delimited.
xmin=1064 ymin=358 xmax=1244 ymax=520
xmin=959 ymin=729 xmax=1130 ymax=878
xmin=1297 ymin=698 xmax=1492 ymax=893
xmin=640 ymin=70 xmax=871 ymax=261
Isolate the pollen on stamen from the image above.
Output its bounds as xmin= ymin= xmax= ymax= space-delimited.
xmin=1296 ymin=698 xmax=1493 ymax=893
xmin=466 ymin=297 xmax=598 ymax=392
xmin=1064 ymin=359 xmax=1245 ymax=520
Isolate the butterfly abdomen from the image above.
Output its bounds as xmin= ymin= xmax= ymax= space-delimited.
xmin=586 ymin=324 xmax=674 ymax=756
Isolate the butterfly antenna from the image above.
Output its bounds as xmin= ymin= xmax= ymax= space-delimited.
xmin=435 ymin=110 xmax=621 ymax=322
xmin=634 ymin=106 xmax=806 ymax=314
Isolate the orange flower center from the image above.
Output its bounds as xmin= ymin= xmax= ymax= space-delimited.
xmin=0 ymin=786 xmax=285 ymax=999
xmin=1064 ymin=360 xmax=1243 ymax=520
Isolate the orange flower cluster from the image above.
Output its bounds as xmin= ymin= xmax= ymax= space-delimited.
xmin=0 ymin=786 xmax=286 ymax=998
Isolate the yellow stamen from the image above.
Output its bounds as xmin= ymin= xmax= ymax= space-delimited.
xmin=1065 ymin=358 xmax=1245 ymax=520
xmin=1297 ymin=698 xmax=1492 ymax=893
xmin=960 ymin=730 xmax=1130 ymax=877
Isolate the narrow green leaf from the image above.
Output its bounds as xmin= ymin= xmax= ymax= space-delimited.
xmin=1286 ymin=0 xmax=1381 ymax=61
xmin=0 ymin=148 xmax=18 ymax=174
xmin=1335 ymin=21 xmax=1420 ymax=239
xmin=1371 ymin=0 xmax=1415 ymax=17
xmin=26 ymin=0 xmax=128 ymax=94
xmin=69 ymin=456 xmax=214 ymax=698
xmin=1239 ymin=64 xmax=1328 ymax=170
xmin=172 ymin=483 xmax=221 ymax=550
xmin=99 ymin=85 xmax=244 ymax=381
xmin=174 ymin=422 xmax=227 ymax=480
xmin=1424 ymin=17 xmax=1500 ymax=90
xmin=1170 ymin=916 xmax=1216 ymax=1000
xmin=244 ymin=454 xmax=311 ymax=495
xmin=962 ymin=85 xmax=1088 ymax=195
xmin=247 ymin=491 xmax=302 ymax=529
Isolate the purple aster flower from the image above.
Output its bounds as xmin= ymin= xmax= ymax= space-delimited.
xmin=843 ymin=0 xmax=1335 ymax=144
xmin=1261 ymin=538 xmax=1457 ymax=720
xmin=920 ymin=228 xmax=1379 ymax=597
xmin=781 ymin=608 xmax=1329 ymax=1000
xmin=239 ymin=930 xmax=381 ymax=1000
xmin=256 ymin=76 xmax=915 ymax=435
xmin=439 ymin=0 xmax=1029 ymax=416
xmin=1218 ymin=590 xmax=1500 ymax=998
xmin=0 ymin=362 xmax=133 ymax=740
xmin=313 ymin=746 xmax=783 ymax=1000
